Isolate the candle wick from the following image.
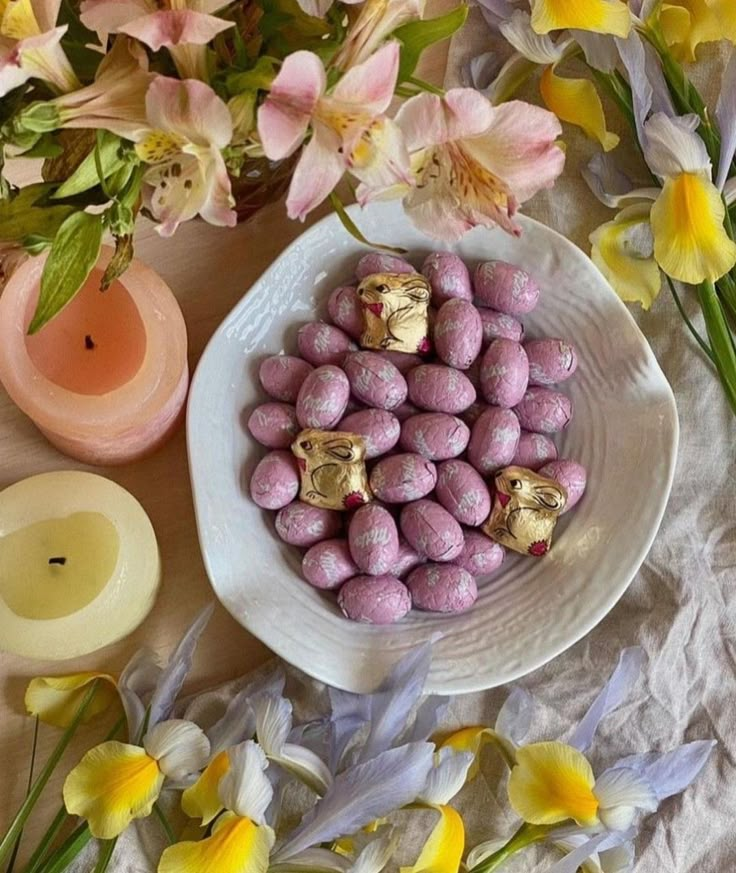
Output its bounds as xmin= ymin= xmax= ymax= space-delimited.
xmin=48 ymin=556 xmax=67 ymax=565
xmin=85 ymin=335 xmax=96 ymax=350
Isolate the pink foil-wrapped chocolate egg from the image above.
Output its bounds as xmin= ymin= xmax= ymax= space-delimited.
xmin=400 ymin=499 xmax=464 ymax=562
xmin=407 ymin=564 xmax=478 ymax=613
xmin=525 ymin=338 xmax=579 ymax=386
xmin=348 ymin=503 xmax=400 ymax=575
xmin=539 ymin=460 xmax=587 ymax=513
xmin=435 ymin=460 xmax=492 ymax=527
xmin=297 ymin=322 xmax=355 ymax=367
xmin=259 ymin=355 xmax=313 ymax=403
xmin=511 ymin=431 xmax=558 ymax=470
xmin=369 ymin=453 xmax=437 ymax=503
xmin=394 ymin=539 xmax=425 ymax=577
xmin=250 ymin=450 xmax=300 ymax=510
xmin=327 ymin=286 xmax=363 ymax=339
xmin=355 ymin=253 xmax=415 ymax=280
xmin=400 ymin=413 xmax=470 ymax=461
xmin=275 ymin=501 xmax=342 ymax=547
xmin=247 ymin=402 xmax=299 ymax=449
xmin=296 ymin=365 xmax=350 ymax=429
xmin=407 ymin=364 xmax=476 ymax=414
xmin=474 ymin=261 xmax=540 ymax=315
xmin=340 ymin=408 xmax=400 ymax=459
xmin=343 ymin=351 xmax=407 ymax=410
xmin=480 ymin=339 xmax=529 ymax=409
xmin=452 ymin=532 xmax=505 ymax=576
xmin=376 ymin=349 xmax=424 ymax=374
xmin=479 ymin=309 xmax=524 ymax=345
xmin=422 ymin=252 xmax=473 ymax=306
xmin=302 ymin=538 xmax=359 ymax=590
xmin=433 ymin=299 xmax=483 ymax=370
xmin=338 ymin=575 xmax=412 ymax=623
xmin=467 ymin=407 xmax=521 ymax=475
xmin=514 ymin=387 xmax=573 ymax=434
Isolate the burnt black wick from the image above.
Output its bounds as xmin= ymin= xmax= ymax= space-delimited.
xmin=85 ymin=335 xmax=95 ymax=350
xmin=48 ymin=557 xmax=67 ymax=566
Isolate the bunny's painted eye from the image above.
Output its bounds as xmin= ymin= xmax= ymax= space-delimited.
xmin=510 ymin=479 xmax=523 ymax=490
xmin=377 ymin=284 xmax=389 ymax=293
xmin=300 ymin=440 xmax=313 ymax=451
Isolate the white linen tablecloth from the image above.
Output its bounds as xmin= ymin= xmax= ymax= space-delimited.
xmin=73 ymin=13 xmax=734 ymax=871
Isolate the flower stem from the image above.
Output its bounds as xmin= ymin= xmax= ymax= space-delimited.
xmin=698 ymin=280 xmax=736 ymax=415
xmin=6 ymin=717 xmax=40 ymax=873
xmin=92 ymin=838 xmax=118 ymax=873
xmin=467 ymin=824 xmax=551 ymax=873
xmin=35 ymin=824 xmax=91 ymax=873
xmin=406 ymin=76 xmax=445 ymax=96
xmin=0 ymin=682 xmax=101 ymax=867
xmin=666 ymin=277 xmax=714 ymax=364
xmin=153 ymin=803 xmax=176 ymax=845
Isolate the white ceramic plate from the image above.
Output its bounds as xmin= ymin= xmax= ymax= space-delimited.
xmin=187 ymin=200 xmax=678 ymax=694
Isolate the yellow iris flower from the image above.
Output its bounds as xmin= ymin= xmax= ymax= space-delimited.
xmin=659 ymin=0 xmax=736 ymax=62
xmin=507 ymin=741 xmax=657 ymax=831
xmin=400 ymin=806 xmax=464 ymax=873
xmin=160 ymin=740 xmax=276 ymax=873
xmin=25 ymin=672 xmax=119 ymax=729
xmin=540 ymin=65 xmax=619 ymax=151
xmin=63 ymin=720 xmax=210 ymax=839
xmin=496 ymin=11 xmax=618 ymax=151
xmin=508 ymin=742 xmax=599 ymax=826
xmin=590 ymin=203 xmax=662 ymax=308
xmin=530 ymin=0 xmax=632 ymax=37
xmin=181 ymin=749 xmax=232 ymax=825
xmin=159 ymin=813 xmax=274 ymax=873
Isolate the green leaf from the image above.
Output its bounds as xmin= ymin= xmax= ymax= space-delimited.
xmin=698 ymin=280 xmax=736 ymax=416
xmin=329 ymin=193 xmax=407 ymax=255
xmin=0 ymin=184 xmax=75 ymax=244
xmin=18 ymin=136 xmax=63 ymax=160
xmin=0 ymin=681 xmax=101 ymax=867
xmin=93 ymin=837 xmax=118 ymax=873
xmin=227 ymin=56 xmax=279 ymax=93
xmin=394 ymin=4 xmax=469 ymax=84
xmin=53 ymin=133 xmax=126 ymax=199
xmin=28 ymin=212 xmax=104 ymax=334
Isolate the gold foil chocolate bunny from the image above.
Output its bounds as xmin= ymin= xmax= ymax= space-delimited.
xmin=483 ymin=466 xmax=567 ymax=557
xmin=291 ymin=429 xmax=372 ymax=511
xmin=357 ymin=272 xmax=432 ymax=355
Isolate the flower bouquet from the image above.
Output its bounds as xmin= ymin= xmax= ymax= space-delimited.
xmin=470 ymin=0 xmax=736 ymax=416
xmin=0 ymin=607 xmax=714 ymax=873
xmin=0 ymin=0 xmax=566 ymax=336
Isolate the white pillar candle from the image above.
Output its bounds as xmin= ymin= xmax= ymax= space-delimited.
xmin=0 ymin=471 xmax=160 ymax=660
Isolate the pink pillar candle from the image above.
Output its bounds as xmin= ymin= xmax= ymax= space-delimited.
xmin=0 ymin=246 xmax=188 ymax=465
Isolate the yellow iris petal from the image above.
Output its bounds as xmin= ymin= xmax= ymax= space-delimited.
xmin=651 ymin=172 xmax=736 ymax=284
xmin=530 ymin=0 xmax=631 ymax=37
xmin=590 ymin=204 xmax=662 ymax=309
xmin=181 ymin=750 xmax=231 ymax=826
xmin=63 ymin=741 xmax=164 ymax=839
xmin=438 ymin=727 xmax=488 ymax=780
xmin=1 ymin=0 xmax=41 ymax=39
xmin=661 ymin=0 xmax=736 ymax=62
xmin=25 ymin=673 xmax=118 ymax=729
xmin=507 ymin=742 xmax=599 ymax=827
xmin=540 ymin=65 xmax=619 ymax=152
xmin=159 ymin=813 xmax=274 ymax=873
xmin=401 ymin=805 xmax=465 ymax=873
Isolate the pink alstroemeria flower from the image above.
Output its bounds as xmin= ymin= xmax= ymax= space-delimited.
xmin=391 ymin=88 xmax=565 ymax=241
xmin=0 ymin=0 xmax=80 ymax=97
xmin=134 ymin=77 xmax=236 ymax=236
xmin=258 ymin=41 xmax=411 ymax=221
xmin=80 ymin=0 xmax=233 ymax=81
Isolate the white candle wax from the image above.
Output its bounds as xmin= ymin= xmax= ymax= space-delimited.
xmin=0 ymin=471 xmax=160 ymax=660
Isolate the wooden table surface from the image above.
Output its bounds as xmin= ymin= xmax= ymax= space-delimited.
xmin=0 ymin=17 xmax=451 ymax=856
